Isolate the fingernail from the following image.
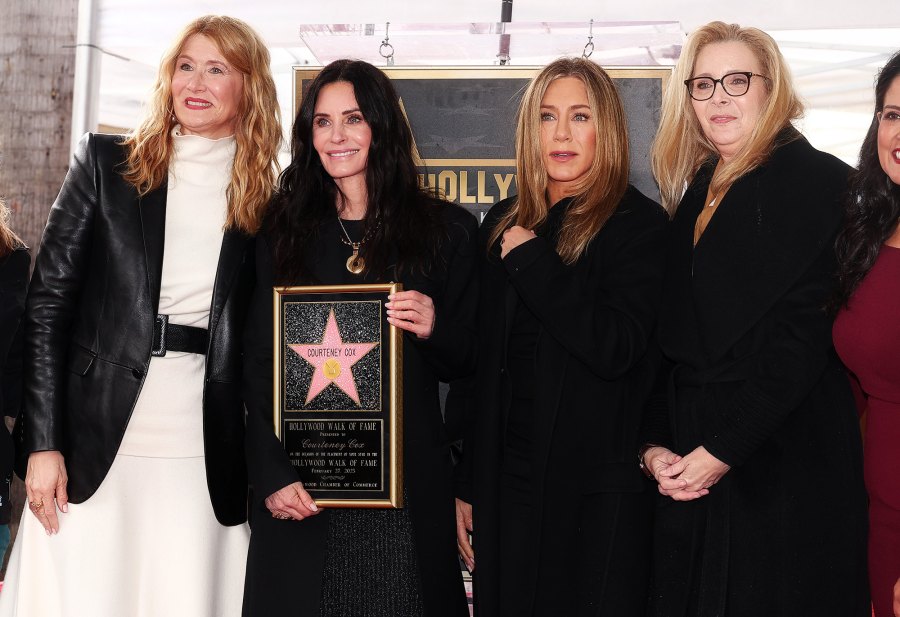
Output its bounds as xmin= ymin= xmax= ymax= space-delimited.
xmin=62 ymin=504 xmax=68 ymax=513
xmin=310 ymin=503 xmax=318 ymax=512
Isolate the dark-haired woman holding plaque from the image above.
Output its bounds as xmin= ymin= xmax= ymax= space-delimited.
xmin=242 ymin=59 xmax=477 ymax=617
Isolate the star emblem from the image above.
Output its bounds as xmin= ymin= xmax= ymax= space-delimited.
xmin=289 ymin=309 xmax=378 ymax=405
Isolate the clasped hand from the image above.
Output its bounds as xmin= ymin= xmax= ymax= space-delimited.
xmin=643 ymin=445 xmax=730 ymax=501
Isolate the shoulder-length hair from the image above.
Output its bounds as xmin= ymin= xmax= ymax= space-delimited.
xmin=0 ymin=198 xmax=24 ymax=258
xmin=121 ymin=15 xmax=281 ymax=234
xmin=651 ymin=21 xmax=803 ymax=214
xmin=832 ymin=50 xmax=900 ymax=311
xmin=268 ymin=59 xmax=442 ymax=283
xmin=489 ymin=57 xmax=629 ymax=264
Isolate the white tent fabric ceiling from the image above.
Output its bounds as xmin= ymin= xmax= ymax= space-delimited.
xmin=94 ymin=0 xmax=900 ymax=164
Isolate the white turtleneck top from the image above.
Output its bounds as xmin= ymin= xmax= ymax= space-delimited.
xmin=118 ymin=130 xmax=235 ymax=457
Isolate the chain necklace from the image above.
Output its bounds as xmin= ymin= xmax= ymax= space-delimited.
xmin=336 ymin=216 xmax=378 ymax=274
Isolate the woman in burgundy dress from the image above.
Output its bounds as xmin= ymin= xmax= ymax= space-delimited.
xmin=833 ymin=49 xmax=900 ymax=617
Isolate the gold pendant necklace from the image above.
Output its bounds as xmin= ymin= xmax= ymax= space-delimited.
xmin=346 ymin=242 xmax=364 ymax=274
xmin=337 ymin=216 xmax=369 ymax=275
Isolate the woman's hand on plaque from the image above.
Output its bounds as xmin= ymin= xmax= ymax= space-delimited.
xmin=386 ymin=290 xmax=435 ymax=340
xmin=266 ymin=481 xmax=320 ymax=521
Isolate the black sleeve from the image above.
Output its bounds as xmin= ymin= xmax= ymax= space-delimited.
xmin=408 ymin=208 xmax=480 ymax=382
xmin=448 ymin=372 xmax=476 ymax=502
xmin=639 ymin=353 xmax=674 ymax=449
xmin=0 ymin=249 xmax=31 ymax=420
xmin=23 ymin=133 xmax=99 ymax=454
xmin=702 ymin=241 xmax=841 ymax=467
xmin=242 ymin=235 xmax=299 ymax=503
xmin=504 ymin=199 xmax=669 ymax=380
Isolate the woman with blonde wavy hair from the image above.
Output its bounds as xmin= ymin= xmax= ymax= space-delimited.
xmin=640 ymin=21 xmax=869 ymax=616
xmin=452 ymin=57 xmax=668 ymax=616
xmin=0 ymin=15 xmax=280 ymax=617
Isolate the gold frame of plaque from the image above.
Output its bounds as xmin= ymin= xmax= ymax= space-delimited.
xmin=273 ymin=283 xmax=403 ymax=508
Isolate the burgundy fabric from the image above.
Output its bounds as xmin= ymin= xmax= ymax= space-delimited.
xmin=835 ymin=244 xmax=900 ymax=617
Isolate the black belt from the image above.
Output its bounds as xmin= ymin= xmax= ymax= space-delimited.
xmin=151 ymin=314 xmax=208 ymax=357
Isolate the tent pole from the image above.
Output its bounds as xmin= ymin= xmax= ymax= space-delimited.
xmin=70 ymin=0 xmax=100 ymax=157
xmin=498 ymin=0 xmax=513 ymax=65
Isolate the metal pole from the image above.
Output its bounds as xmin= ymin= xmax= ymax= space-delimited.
xmin=498 ymin=0 xmax=513 ymax=65
xmin=70 ymin=0 xmax=101 ymax=157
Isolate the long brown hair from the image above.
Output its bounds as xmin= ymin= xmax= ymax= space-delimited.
xmin=489 ymin=57 xmax=629 ymax=264
xmin=121 ymin=15 xmax=281 ymax=234
xmin=651 ymin=22 xmax=803 ymax=214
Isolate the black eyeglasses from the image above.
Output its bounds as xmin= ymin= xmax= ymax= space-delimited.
xmin=684 ymin=72 xmax=769 ymax=101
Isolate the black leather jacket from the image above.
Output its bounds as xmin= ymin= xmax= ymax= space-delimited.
xmin=15 ymin=133 xmax=253 ymax=525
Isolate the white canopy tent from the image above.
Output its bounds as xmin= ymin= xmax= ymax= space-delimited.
xmin=80 ymin=0 xmax=900 ymax=164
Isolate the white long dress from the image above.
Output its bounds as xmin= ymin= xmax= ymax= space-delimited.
xmin=0 ymin=131 xmax=249 ymax=617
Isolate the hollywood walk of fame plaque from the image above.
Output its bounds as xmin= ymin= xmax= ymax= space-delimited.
xmin=274 ymin=283 xmax=403 ymax=508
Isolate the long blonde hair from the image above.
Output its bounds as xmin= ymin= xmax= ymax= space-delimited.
xmin=490 ymin=57 xmax=629 ymax=264
xmin=122 ymin=15 xmax=281 ymax=234
xmin=0 ymin=198 xmax=24 ymax=258
xmin=651 ymin=21 xmax=803 ymax=214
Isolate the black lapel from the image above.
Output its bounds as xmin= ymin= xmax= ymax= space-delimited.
xmin=138 ymin=183 xmax=168 ymax=315
xmin=658 ymin=163 xmax=710 ymax=361
xmin=208 ymin=229 xmax=251 ymax=338
xmin=689 ymin=137 xmax=845 ymax=361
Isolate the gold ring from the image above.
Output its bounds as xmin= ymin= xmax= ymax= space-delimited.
xmin=29 ymin=499 xmax=44 ymax=511
xmin=272 ymin=512 xmax=291 ymax=520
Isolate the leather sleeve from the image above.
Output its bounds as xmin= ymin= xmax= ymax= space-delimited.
xmin=22 ymin=133 xmax=99 ymax=454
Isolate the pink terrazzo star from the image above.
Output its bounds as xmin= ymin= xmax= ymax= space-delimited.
xmin=289 ymin=309 xmax=378 ymax=405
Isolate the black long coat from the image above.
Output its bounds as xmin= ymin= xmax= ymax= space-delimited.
xmin=645 ymin=134 xmax=870 ymax=616
xmin=0 ymin=248 xmax=29 ymax=422
xmin=241 ymin=204 xmax=478 ymax=617
xmin=0 ymin=247 xmax=29 ymax=524
xmin=15 ymin=133 xmax=254 ymax=525
xmin=454 ymin=187 xmax=668 ymax=616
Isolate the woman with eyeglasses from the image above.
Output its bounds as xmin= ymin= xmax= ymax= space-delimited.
xmin=833 ymin=50 xmax=900 ymax=617
xmin=641 ymin=21 xmax=869 ymax=616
